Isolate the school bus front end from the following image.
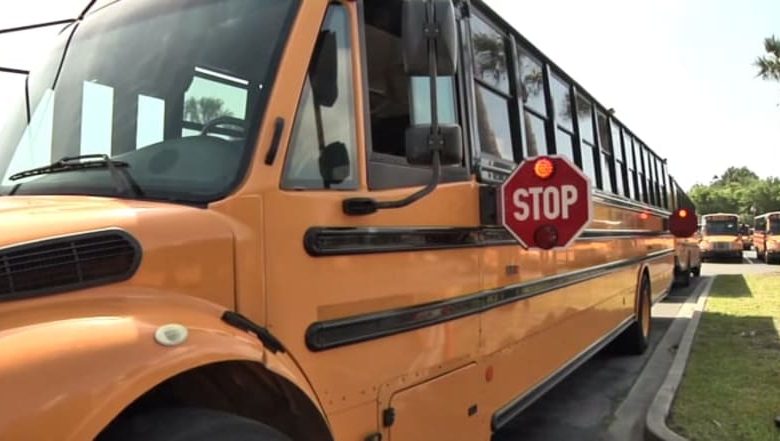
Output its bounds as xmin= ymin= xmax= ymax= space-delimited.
xmin=699 ymin=214 xmax=743 ymax=261
xmin=754 ymin=212 xmax=780 ymax=263
xmin=0 ymin=0 xmax=692 ymax=440
xmin=0 ymin=0 xmax=332 ymax=439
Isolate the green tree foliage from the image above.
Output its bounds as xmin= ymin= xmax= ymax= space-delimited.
xmin=689 ymin=167 xmax=780 ymax=223
xmin=183 ymin=97 xmax=233 ymax=124
xmin=755 ymin=35 xmax=780 ymax=82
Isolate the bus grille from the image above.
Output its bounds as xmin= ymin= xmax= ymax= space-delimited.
xmin=0 ymin=231 xmax=140 ymax=300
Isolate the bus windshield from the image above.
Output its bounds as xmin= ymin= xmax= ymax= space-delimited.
xmin=0 ymin=0 xmax=296 ymax=203
xmin=770 ymin=219 xmax=780 ymax=234
xmin=704 ymin=220 xmax=738 ymax=235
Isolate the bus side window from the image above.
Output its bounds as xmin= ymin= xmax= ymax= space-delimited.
xmin=282 ymin=5 xmax=358 ymax=190
xmin=470 ymin=12 xmax=515 ymax=162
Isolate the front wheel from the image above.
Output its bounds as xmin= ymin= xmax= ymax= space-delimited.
xmin=612 ymin=275 xmax=651 ymax=355
xmin=691 ymin=265 xmax=701 ymax=277
xmin=99 ymin=408 xmax=292 ymax=441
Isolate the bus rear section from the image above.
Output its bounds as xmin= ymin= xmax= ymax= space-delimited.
xmin=699 ymin=213 xmax=743 ymax=261
xmin=669 ymin=182 xmax=701 ymax=286
xmin=754 ymin=212 xmax=780 ymax=263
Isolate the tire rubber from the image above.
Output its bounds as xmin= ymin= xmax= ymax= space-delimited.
xmin=98 ymin=408 xmax=293 ymax=441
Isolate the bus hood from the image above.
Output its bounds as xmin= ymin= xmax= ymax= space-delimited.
xmin=0 ymin=195 xmax=236 ymax=309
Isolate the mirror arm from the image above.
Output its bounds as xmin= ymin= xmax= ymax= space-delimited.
xmin=343 ymin=0 xmax=444 ymax=216
xmin=376 ymin=151 xmax=441 ymax=209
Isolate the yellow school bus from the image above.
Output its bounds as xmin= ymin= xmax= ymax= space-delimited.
xmin=0 ymin=1 xmax=694 ymax=439
xmin=754 ymin=212 xmax=780 ymax=263
xmin=699 ymin=213 xmax=743 ymax=261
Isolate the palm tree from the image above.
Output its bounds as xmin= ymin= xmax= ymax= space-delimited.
xmin=184 ymin=97 xmax=233 ymax=124
xmin=755 ymin=35 xmax=780 ymax=81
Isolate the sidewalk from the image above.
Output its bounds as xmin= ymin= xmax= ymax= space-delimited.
xmin=603 ymin=277 xmax=714 ymax=441
xmin=644 ymin=277 xmax=714 ymax=441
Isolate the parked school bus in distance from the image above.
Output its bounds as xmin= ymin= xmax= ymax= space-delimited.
xmin=754 ymin=212 xmax=780 ymax=264
xmin=738 ymin=224 xmax=753 ymax=251
xmin=698 ymin=213 xmax=743 ymax=261
xmin=0 ymin=0 xmax=696 ymax=439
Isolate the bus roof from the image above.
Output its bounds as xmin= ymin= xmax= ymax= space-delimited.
xmin=755 ymin=212 xmax=780 ymax=218
xmin=702 ymin=213 xmax=739 ymax=220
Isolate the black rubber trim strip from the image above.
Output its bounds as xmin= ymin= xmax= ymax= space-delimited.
xmin=304 ymin=226 xmax=670 ymax=256
xmin=0 ymin=19 xmax=76 ymax=35
xmin=305 ymin=249 xmax=674 ymax=351
xmin=264 ymin=117 xmax=285 ymax=165
xmin=593 ymin=190 xmax=672 ymax=218
xmin=222 ymin=311 xmax=285 ymax=354
xmin=491 ymin=316 xmax=635 ymax=431
xmin=0 ymin=66 xmax=29 ymax=75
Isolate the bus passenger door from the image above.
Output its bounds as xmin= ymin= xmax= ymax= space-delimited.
xmin=262 ymin=1 xmax=484 ymax=438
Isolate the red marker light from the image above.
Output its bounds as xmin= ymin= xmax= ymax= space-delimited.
xmin=534 ymin=158 xmax=555 ymax=180
xmin=534 ymin=225 xmax=559 ymax=250
xmin=639 ymin=212 xmax=649 ymax=220
xmin=678 ymin=209 xmax=688 ymax=219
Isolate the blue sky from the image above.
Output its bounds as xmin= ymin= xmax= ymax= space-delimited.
xmin=1 ymin=0 xmax=778 ymax=190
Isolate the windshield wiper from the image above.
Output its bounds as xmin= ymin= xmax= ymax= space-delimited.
xmin=9 ymin=154 xmax=144 ymax=197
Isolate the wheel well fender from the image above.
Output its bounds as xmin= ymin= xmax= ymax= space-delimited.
xmin=97 ymin=360 xmax=333 ymax=441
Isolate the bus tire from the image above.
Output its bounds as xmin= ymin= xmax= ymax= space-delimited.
xmin=612 ymin=275 xmax=651 ymax=355
xmin=691 ymin=265 xmax=701 ymax=277
xmin=677 ymin=262 xmax=690 ymax=287
xmin=99 ymin=408 xmax=292 ymax=441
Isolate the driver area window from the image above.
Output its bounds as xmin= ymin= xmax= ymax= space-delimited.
xmin=282 ymin=5 xmax=358 ymax=190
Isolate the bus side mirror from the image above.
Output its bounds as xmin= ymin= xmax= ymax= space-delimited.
xmin=401 ymin=0 xmax=461 ymax=167
xmin=310 ymin=30 xmax=338 ymax=107
xmin=669 ymin=208 xmax=698 ymax=238
xmin=405 ymin=124 xmax=462 ymax=165
xmin=342 ymin=0 xmax=460 ymax=215
xmin=319 ymin=142 xmax=350 ymax=185
xmin=402 ymin=0 xmax=458 ymax=76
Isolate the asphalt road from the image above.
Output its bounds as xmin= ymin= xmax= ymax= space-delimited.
xmin=493 ymin=250 xmax=780 ymax=441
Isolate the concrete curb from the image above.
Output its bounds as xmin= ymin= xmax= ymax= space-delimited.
xmin=644 ymin=276 xmax=715 ymax=441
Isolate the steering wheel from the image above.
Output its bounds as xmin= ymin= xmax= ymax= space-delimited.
xmin=200 ymin=116 xmax=246 ymax=138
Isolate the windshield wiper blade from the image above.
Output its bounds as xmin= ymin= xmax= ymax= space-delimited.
xmin=9 ymin=154 xmax=144 ymax=198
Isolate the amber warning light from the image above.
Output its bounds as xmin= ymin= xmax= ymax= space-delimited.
xmin=534 ymin=158 xmax=555 ymax=180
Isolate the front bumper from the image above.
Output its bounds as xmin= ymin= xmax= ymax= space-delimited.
xmin=701 ymin=249 xmax=742 ymax=259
